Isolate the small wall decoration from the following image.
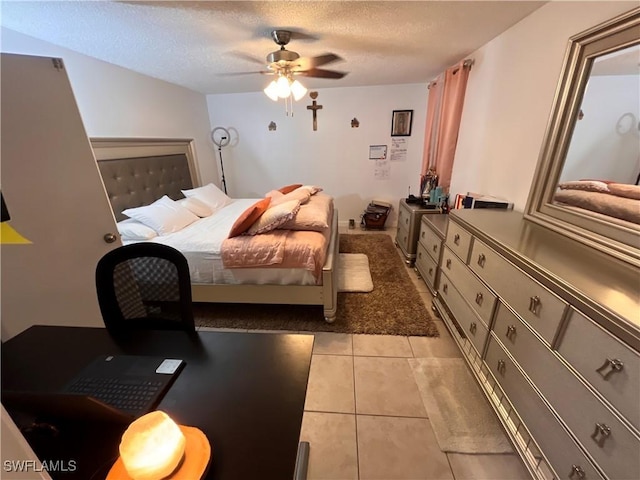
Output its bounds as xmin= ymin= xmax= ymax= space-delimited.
xmin=391 ymin=109 xmax=413 ymax=136
xmin=351 ymin=118 xmax=360 ymax=128
xmin=306 ymin=92 xmax=323 ymax=131
xmin=268 ymin=121 xmax=277 ymax=131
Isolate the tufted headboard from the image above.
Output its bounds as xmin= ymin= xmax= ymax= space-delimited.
xmin=98 ymin=154 xmax=194 ymax=222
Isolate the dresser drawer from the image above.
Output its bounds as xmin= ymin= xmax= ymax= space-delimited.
xmin=438 ymin=272 xmax=488 ymax=355
xmin=558 ymin=308 xmax=640 ymax=431
xmin=494 ymin=303 xmax=575 ymax=406
xmin=396 ymin=226 xmax=410 ymax=257
xmin=397 ymin=202 xmax=412 ymax=230
xmin=547 ymin=365 xmax=640 ymax=480
xmin=415 ymin=243 xmax=438 ymax=290
xmin=418 ymin=219 xmax=442 ymax=263
xmin=470 ymin=239 xmax=567 ymax=345
xmin=445 ymin=220 xmax=472 ymax=263
xmin=441 ymin=246 xmax=496 ymax=327
xmin=485 ymin=338 xmax=604 ymax=480
xmin=493 ymin=305 xmax=640 ymax=480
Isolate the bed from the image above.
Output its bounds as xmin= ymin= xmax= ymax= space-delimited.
xmin=553 ymin=180 xmax=640 ymax=225
xmin=97 ymin=151 xmax=339 ymax=323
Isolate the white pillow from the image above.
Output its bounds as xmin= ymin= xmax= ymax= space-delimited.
xmin=177 ymin=197 xmax=213 ymax=217
xmin=246 ymin=200 xmax=301 ymax=235
xmin=558 ymin=180 xmax=610 ymax=193
xmin=117 ymin=219 xmax=158 ymax=241
xmin=122 ymin=195 xmax=199 ymax=236
xmin=181 ymin=183 xmax=232 ymax=212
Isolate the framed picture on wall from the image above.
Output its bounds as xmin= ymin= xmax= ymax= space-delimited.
xmin=391 ymin=110 xmax=413 ymax=137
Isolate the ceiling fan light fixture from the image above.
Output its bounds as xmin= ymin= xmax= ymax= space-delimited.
xmin=264 ymin=80 xmax=279 ymax=101
xmin=290 ymin=80 xmax=307 ymax=101
xmin=276 ymin=76 xmax=292 ymax=98
xmin=257 ymin=29 xmax=343 ymax=107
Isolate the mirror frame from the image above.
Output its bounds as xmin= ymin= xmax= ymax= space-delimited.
xmin=525 ymin=7 xmax=640 ymax=267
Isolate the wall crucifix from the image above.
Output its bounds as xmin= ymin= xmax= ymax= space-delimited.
xmin=306 ymin=92 xmax=323 ymax=131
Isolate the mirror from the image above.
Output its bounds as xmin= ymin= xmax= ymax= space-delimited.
xmin=525 ymin=8 xmax=640 ymax=267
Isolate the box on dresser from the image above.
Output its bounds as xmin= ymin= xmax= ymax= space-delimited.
xmin=462 ymin=193 xmax=514 ymax=210
xmin=433 ymin=208 xmax=639 ymax=480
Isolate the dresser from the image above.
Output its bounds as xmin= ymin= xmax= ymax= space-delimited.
xmin=395 ymin=199 xmax=439 ymax=265
xmin=414 ymin=214 xmax=448 ymax=295
xmin=433 ymin=209 xmax=639 ymax=480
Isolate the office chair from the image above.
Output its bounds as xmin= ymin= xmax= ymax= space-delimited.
xmin=96 ymin=243 xmax=196 ymax=333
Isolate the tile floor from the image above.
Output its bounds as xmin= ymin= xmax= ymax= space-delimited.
xmin=199 ymin=227 xmax=531 ymax=479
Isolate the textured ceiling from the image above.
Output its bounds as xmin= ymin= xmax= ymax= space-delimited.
xmin=0 ymin=1 xmax=546 ymax=95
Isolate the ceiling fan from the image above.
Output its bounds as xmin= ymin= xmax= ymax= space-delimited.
xmin=263 ymin=30 xmax=347 ymax=80
xmin=226 ymin=30 xmax=347 ymax=103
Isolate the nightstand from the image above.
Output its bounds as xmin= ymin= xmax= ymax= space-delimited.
xmin=395 ymin=199 xmax=439 ymax=265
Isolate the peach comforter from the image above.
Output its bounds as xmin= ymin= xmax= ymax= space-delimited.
xmin=220 ymin=192 xmax=334 ymax=282
xmin=555 ymin=181 xmax=640 ymax=225
xmin=221 ymin=229 xmax=330 ymax=281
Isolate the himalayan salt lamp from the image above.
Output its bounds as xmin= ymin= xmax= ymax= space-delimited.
xmin=119 ymin=411 xmax=186 ymax=480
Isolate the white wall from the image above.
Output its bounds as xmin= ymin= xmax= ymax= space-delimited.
xmin=207 ymin=84 xmax=427 ymax=226
xmin=0 ymin=27 xmax=218 ymax=185
xmin=450 ymin=1 xmax=638 ymax=211
xmin=3 ymin=1 xmax=636 ymax=219
xmin=562 ymin=75 xmax=640 ymax=184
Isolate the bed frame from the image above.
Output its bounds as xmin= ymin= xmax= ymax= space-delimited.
xmin=94 ymin=139 xmax=339 ymax=322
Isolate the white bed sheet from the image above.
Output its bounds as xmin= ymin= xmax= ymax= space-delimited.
xmin=140 ymin=199 xmax=317 ymax=286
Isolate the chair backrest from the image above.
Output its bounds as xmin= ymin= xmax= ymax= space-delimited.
xmin=96 ymin=243 xmax=195 ymax=333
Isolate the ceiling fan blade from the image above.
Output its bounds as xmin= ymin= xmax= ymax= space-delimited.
xmin=298 ymin=68 xmax=347 ymax=79
xmin=217 ymin=70 xmax=271 ymax=77
xmin=297 ymin=53 xmax=342 ymax=70
xmin=228 ymin=51 xmax=265 ymax=66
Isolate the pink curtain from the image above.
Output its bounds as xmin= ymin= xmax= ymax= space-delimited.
xmin=420 ymin=74 xmax=443 ymax=178
xmin=434 ymin=61 xmax=471 ymax=191
xmin=420 ymin=60 xmax=471 ymax=193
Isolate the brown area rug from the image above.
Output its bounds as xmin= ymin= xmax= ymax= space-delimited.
xmin=194 ymin=234 xmax=439 ymax=336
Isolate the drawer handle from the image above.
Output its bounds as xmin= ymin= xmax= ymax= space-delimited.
xmin=506 ymin=325 xmax=517 ymax=341
xmin=591 ymin=423 xmax=611 ymax=448
xmin=528 ymin=295 xmax=541 ymax=315
xmin=418 ymin=252 xmax=422 ymax=259
xmin=443 ymin=284 xmax=448 ymax=294
xmin=454 ymin=233 xmax=460 ymax=245
xmin=569 ymin=465 xmax=586 ymax=479
xmin=477 ymin=253 xmax=486 ymax=268
xmin=432 ymin=244 xmax=438 ymax=252
xmin=428 ymin=267 xmax=433 ymax=276
xmin=497 ymin=359 xmax=506 ymax=375
xmin=469 ymin=322 xmax=477 ymax=334
xmin=446 ymin=259 xmax=452 ymax=269
xmin=405 ymin=217 xmax=409 ymax=225
xmin=421 ymin=231 xmax=425 ymax=238
xmin=475 ymin=292 xmax=483 ymax=306
xmin=596 ymin=358 xmax=624 ymax=380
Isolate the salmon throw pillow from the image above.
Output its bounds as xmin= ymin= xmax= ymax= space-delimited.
xmin=246 ymin=200 xmax=301 ymax=235
xmin=227 ymin=198 xmax=271 ymax=237
xmin=278 ymin=184 xmax=303 ymax=194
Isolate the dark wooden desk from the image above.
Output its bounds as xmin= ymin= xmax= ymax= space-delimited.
xmin=1 ymin=325 xmax=314 ymax=480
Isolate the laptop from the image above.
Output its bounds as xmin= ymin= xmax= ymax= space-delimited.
xmin=3 ymin=355 xmax=185 ymax=424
